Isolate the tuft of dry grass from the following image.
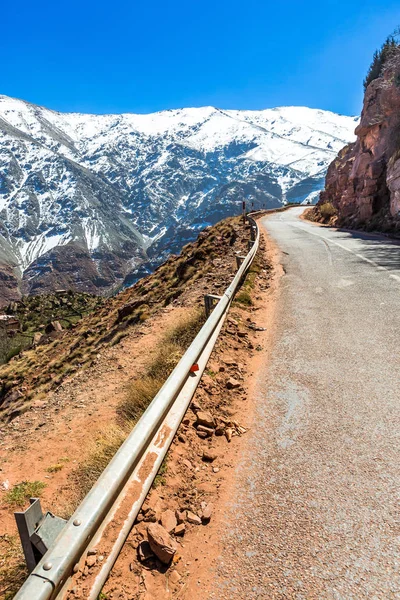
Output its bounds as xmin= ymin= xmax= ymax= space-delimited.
xmin=2 ymin=481 xmax=46 ymax=508
xmin=164 ymin=309 xmax=205 ymax=349
xmin=234 ymin=253 xmax=263 ymax=308
xmin=72 ymin=425 xmax=128 ymax=498
xmin=319 ymin=202 xmax=337 ymax=219
xmin=46 ymin=464 xmax=64 ymax=473
xmin=118 ymin=377 xmax=163 ymax=423
xmin=235 ymin=291 xmax=253 ymax=306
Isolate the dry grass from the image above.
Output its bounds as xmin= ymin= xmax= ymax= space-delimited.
xmin=0 ymin=535 xmax=27 ymax=600
xmin=235 ymin=290 xmax=253 ymax=306
xmin=73 ymin=425 xmax=128 ymax=498
xmin=74 ymin=308 xmax=207 ymax=502
xmin=2 ymin=481 xmax=46 ymax=508
xmin=118 ymin=376 xmax=163 ymax=423
xmin=164 ymin=309 xmax=205 ymax=348
xmin=234 ymin=253 xmax=262 ymax=307
xmin=319 ymin=202 xmax=337 ymax=219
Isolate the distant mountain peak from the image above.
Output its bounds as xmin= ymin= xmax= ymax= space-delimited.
xmin=0 ymin=94 xmax=358 ymax=303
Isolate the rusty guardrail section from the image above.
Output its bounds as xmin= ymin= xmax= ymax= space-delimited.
xmin=14 ymin=215 xmax=261 ymax=600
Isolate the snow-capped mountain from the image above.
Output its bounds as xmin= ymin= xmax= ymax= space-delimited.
xmin=0 ymin=94 xmax=358 ymax=300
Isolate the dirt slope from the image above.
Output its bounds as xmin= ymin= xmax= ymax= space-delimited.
xmin=0 ymin=216 xmax=256 ymax=598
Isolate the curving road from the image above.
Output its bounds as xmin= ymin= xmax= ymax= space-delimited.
xmin=212 ymin=208 xmax=400 ymax=599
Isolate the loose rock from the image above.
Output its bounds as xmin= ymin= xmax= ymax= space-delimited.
xmin=174 ymin=523 xmax=186 ymax=536
xmin=201 ymin=503 xmax=213 ymax=523
xmin=170 ymin=570 xmax=181 ymax=584
xmin=86 ymin=555 xmax=97 ymax=568
xmin=186 ymin=511 xmax=202 ymax=525
xmin=196 ymin=411 xmax=215 ymax=428
xmin=161 ymin=509 xmax=177 ymax=534
xmin=138 ymin=540 xmax=154 ymax=562
xmin=197 ymin=424 xmax=214 ymax=437
xmin=226 ymin=377 xmax=241 ymax=390
xmin=147 ymin=523 xmax=177 ymax=564
xmin=176 ymin=510 xmax=187 ymax=523
xmin=202 ymin=449 xmax=218 ymax=462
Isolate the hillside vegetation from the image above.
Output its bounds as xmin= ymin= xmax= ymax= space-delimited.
xmin=0 ymin=217 xmax=248 ymax=422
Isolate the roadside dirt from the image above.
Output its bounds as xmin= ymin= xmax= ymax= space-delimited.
xmin=0 ymin=217 xmax=282 ymax=600
xmin=0 ymin=217 xmax=252 ymax=598
xmin=96 ymin=227 xmax=282 ymax=600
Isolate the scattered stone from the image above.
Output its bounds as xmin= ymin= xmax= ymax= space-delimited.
xmin=45 ymin=320 xmax=63 ymax=334
xmin=143 ymin=509 xmax=157 ymax=523
xmin=215 ymin=425 xmax=225 ymax=436
xmin=247 ymin=323 xmax=266 ymax=331
xmin=197 ymin=431 xmax=208 ymax=439
xmin=138 ymin=540 xmax=154 ymax=562
xmin=196 ymin=411 xmax=215 ymax=428
xmin=200 ymin=503 xmax=213 ymax=523
xmin=161 ymin=509 xmax=177 ymax=534
xmin=33 ymin=332 xmax=45 ymax=345
xmin=182 ymin=459 xmax=193 ymax=470
xmin=174 ymin=523 xmax=186 ymax=536
xmin=227 ymin=317 xmax=238 ymax=326
xmin=170 ymin=570 xmax=181 ymax=584
xmin=237 ymin=331 xmax=247 ymax=338
xmin=224 ymin=359 xmax=238 ymax=367
xmin=178 ymin=434 xmax=186 ymax=443
xmin=147 ymin=523 xmax=177 ymax=564
xmin=202 ymin=450 xmax=218 ymax=462
xmin=197 ymin=424 xmax=214 ymax=437
xmin=175 ymin=510 xmax=187 ymax=524
xmin=87 ymin=549 xmax=97 ymax=556
xmin=226 ymin=378 xmax=241 ymax=390
xmin=225 ymin=427 xmax=233 ymax=442
xmin=142 ymin=492 xmax=163 ymax=521
xmin=212 ymin=466 xmax=220 ymax=473
xmin=186 ymin=511 xmax=202 ymax=525
xmin=86 ymin=555 xmax=97 ymax=568
xmin=191 ymin=399 xmax=202 ymax=412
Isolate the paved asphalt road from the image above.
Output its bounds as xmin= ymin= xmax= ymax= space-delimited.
xmin=212 ymin=208 xmax=400 ymax=599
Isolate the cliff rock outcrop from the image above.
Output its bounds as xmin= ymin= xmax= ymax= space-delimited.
xmin=312 ymin=53 xmax=400 ymax=231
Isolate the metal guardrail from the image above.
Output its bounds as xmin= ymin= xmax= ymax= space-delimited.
xmin=14 ymin=215 xmax=260 ymax=600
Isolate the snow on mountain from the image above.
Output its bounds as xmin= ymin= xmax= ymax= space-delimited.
xmin=0 ymin=94 xmax=358 ymax=300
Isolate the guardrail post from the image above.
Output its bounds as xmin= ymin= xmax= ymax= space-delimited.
xmin=15 ymin=499 xmax=67 ymax=573
xmin=236 ymin=255 xmax=246 ymax=269
xmin=204 ymin=294 xmax=222 ymax=318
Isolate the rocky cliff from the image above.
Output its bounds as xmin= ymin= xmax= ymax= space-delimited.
xmin=311 ymin=49 xmax=400 ymax=231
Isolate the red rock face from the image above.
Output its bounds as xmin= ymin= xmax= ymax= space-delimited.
xmin=317 ymin=63 xmax=400 ymax=230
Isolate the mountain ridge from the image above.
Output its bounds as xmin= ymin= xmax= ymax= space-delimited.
xmin=0 ymin=94 xmax=358 ymax=302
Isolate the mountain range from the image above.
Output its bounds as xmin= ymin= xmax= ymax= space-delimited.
xmin=0 ymin=94 xmax=358 ymax=302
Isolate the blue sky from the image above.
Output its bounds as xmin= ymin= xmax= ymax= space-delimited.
xmin=2 ymin=0 xmax=400 ymax=116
